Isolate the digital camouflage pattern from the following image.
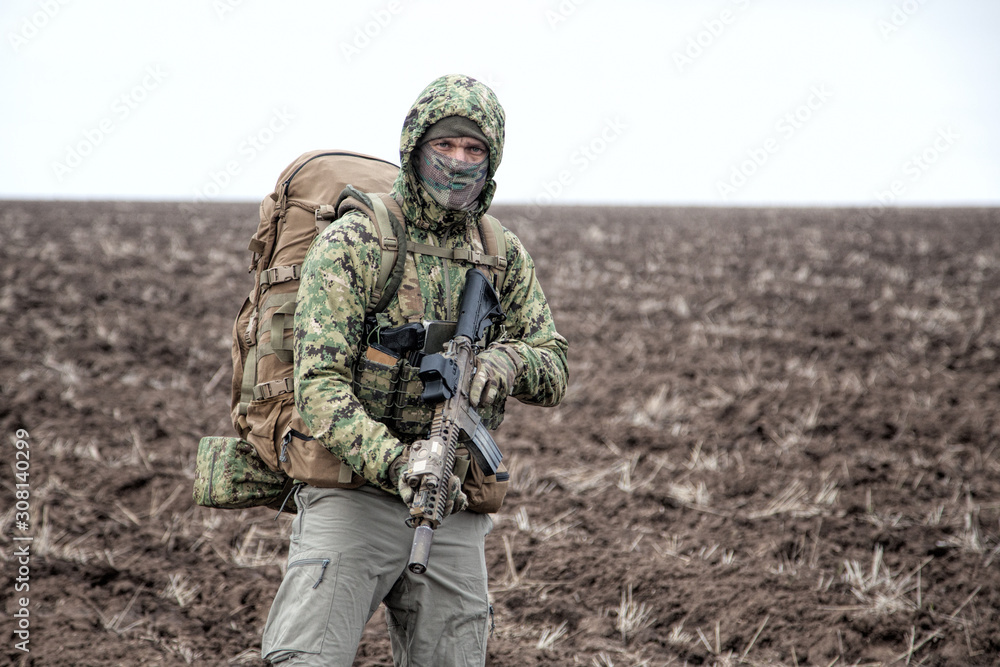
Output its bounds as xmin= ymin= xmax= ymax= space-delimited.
xmin=293 ymin=74 xmax=569 ymax=494
xmin=193 ymin=437 xmax=291 ymax=510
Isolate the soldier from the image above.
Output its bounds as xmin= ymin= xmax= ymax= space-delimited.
xmin=261 ymin=74 xmax=568 ymax=666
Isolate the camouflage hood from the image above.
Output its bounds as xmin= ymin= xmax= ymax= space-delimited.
xmin=391 ymin=74 xmax=505 ymax=231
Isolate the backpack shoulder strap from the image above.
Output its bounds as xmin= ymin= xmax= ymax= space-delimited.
xmin=335 ymin=187 xmax=407 ymax=314
xmin=478 ymin=213 xmax=508 ymax=290
xmin=368 ymin=194 xmax=407 ymax=313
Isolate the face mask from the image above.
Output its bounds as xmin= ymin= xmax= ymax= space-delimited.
xmin=414 ymin=143 xmax=489 ymax=211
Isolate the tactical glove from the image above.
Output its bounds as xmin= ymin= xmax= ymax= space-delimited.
xmin=469 ymin=344 xmax=524 ymax=409
xmin=443 ymin=474 xmax=469 ymax=516
xmin=391 ymin=449 xmax=468 ymax=516
xmin=390 ymin=451 xmax=414 ymax=506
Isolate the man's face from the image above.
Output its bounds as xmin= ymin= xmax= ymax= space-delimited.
xmin=425 ymin=136 xmax=488 ymax=164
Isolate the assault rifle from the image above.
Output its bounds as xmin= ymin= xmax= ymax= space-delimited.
xmin=404 ymin=269 xmax=505 ymax=574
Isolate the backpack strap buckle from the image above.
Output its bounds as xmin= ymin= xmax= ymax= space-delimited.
xmin=261 ymin=264 xmax=301 ymax=286
xmin=253 ymin=377 xmax=295 ymax=401
xmin=315 ymin=204 xmax=337 ymax=222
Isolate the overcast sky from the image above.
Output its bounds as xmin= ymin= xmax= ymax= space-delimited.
xmin=3 ymin=0 xmax=998 ymax=207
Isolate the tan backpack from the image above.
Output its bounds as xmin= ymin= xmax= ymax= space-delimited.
xmin=232 ymin=150 xmax=403 ymax=490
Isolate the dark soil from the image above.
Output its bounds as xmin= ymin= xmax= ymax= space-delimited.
xmin=1 ymin=201 xmax=998 ymax=666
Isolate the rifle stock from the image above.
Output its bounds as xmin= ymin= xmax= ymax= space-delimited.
xmin=405 ymin=270 xmax=504 ymax=574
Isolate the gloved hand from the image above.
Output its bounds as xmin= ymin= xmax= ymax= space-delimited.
xmin=390 ymin=450 xmax=468 ymax=516
xmin=443 ymin=474 xmax=469 ymax=516
xmin=390 ymin=451 xmax=414 ymax=506
xmin=469 ymin=344 xmax=523 ymax=409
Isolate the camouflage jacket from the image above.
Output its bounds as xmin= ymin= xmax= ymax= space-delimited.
xmin=293 ymin=75 xmax=569 ymax=494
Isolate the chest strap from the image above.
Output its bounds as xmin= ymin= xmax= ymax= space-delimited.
xmin=407 ymin=241 xmax=506 ymax=270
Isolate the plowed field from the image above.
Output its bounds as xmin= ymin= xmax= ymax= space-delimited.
xmin=2 ymin=201 xmax=998 ymax=666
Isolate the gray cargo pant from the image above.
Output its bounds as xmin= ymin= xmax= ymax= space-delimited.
xmin=262 ymin=484 xmax=493 ymax=666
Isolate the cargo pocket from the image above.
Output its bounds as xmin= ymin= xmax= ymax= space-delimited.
xmin=262 ymin=550 xmax=342 ymax=659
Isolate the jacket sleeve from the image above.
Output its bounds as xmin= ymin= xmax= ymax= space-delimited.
xmin=292 ymin=212 xmax=404 ymax=492
xmin=495 ymin=229 xmax=569 ymax=407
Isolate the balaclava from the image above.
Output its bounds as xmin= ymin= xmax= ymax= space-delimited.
xmin=391 ymin=74 xmax=505 ymax=231
xmin=414 ymin=116 xmax=490 ymax=212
